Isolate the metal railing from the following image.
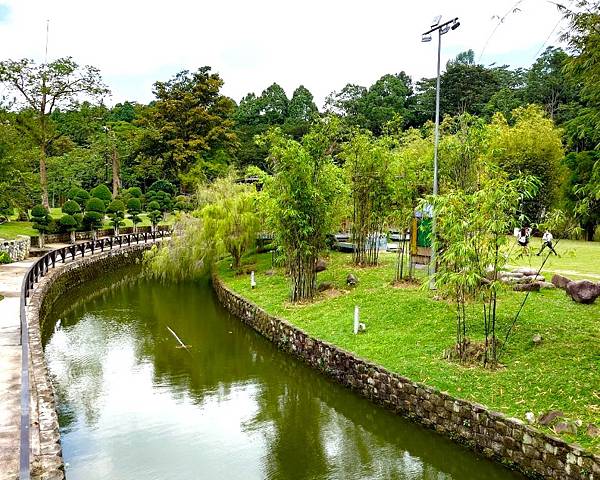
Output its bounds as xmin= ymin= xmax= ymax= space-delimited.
xmin=18 ymin=230 xmax=169 ymax=480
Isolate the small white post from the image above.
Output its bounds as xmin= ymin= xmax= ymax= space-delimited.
xmin=250 ymin=271 xmax=256 ymax=289
xmin=353 ymin=305 xmax=359 ymax=334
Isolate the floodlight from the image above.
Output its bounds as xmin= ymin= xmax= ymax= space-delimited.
xmin=421 ymin=35 xmax=432 ymax=42
xmin=431 ymin=15 xmax=441 ymax=27
xmin=440 ymin=25 xmax=450 ymax=34
xmin=451 ymin=19 xmax=460 ymax=30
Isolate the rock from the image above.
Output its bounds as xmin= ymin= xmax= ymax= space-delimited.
xmin=315 ymin=259 xmax=327 ymax=272
xmin=515 ymin=267 xmax=538 ymax=276
xmin=518 ymin=274 xmax=545 ymax=283
xmin=532 ymin=334 xmax=543 ymax=345
xmin=525 ymin=412 xmax=536 ymax=424
xmin=587 ymin=424 xmax=600 ymax=437
xmin=265 ymin=269 xmax=275 ymax=276
xmin=346 ymin=273 xmax=358 ymax=286
xmin=554 ymin=422 xmax=577 ymax=435
xmin=513 ymin=283 xmax=541 ymax=292
xmin=565 ymin=280 xmax=600 ymax=304
xmin=537 ymin=281 xmax=555 ymax=289
xmin=538 ymin=410 xmax=564 ymax=425
xmin=551 ymin=273 xmax=572 ymax=290
xmin=317 ymin=281 xmax=334 ymax=292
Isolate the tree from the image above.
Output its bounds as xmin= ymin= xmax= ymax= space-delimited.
xmin=61 ymin=199 xmax=81 ymax=243
xmin=67 ymin=187 xmax=90 ymax=209
xmin=90 ymin=184 xmax=112 ymax=207
xmin=560 ymin=1 xmax=600 ymax=147
xmin=341 ymin=132 xmax=395 ymax=266
xmin=426 ymin=174 xmax=536 ymax=367
xmin=563 ymin=150 xmax=600 ymax=240
xmin=107 ymin=199 xmax=126 ymax=235
xmin=486 ymin=105 xmax=563 ymax=224
xmin=259 ymin=83 xmax=289 ymax=125
xmin=136 ymin=67 xmax=237 ymax=181
xmin=147 ymin=201 xmax=162 ymax=232
xmin=31 ymin=204 xmax=51 ymax=248
xmin=0 ymin=57 xmax=109 ymax=207
xmin=263 ymin=125 xmax=345 ymax=301
xmin=285 ymin=85 xmax=318 ymax=137
xmin=127 ymin=197 xmax=142 ymax=233
xmin=84 ymin=197 xmax=105 ymax=240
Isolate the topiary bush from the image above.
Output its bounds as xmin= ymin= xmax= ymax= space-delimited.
xmin=147 ymin=200 xmax=162 ymax=232
xmin=90 ymin=184 xmax=113 ymax=207
xmin=31 ymin=204 xmax=51 ymax=248
xmin=84 ymin=197 xmax=106 ymax=239
xmin=68 ymin=187 xmax=90 ymax=209
xmin=148 ymin=180 xmax=175 ymax=195
xmin=60 ymin=214 xmax=79 ymax=243
xmin=127 ymin=197 xmax=142 ymax=232
xmin=107 ymin=199 xmax=126 ymax=235
xmin=62 ymin=199 xmax=81 ymax=216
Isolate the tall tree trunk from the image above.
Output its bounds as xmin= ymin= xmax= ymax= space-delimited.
xmin=112 ymin=143 xmax=121 ymax=198
xmin=40 ymin=143 xmax=49 ymax=208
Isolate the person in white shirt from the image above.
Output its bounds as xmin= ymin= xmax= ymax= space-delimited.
xmin=536 ymin=230 xmax=557 ymax=256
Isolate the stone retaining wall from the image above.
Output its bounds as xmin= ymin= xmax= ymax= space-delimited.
xmin=212 ymin=276 xmax=600 ymax=480
xmin=25 ymin=244 xmax=151 ymax=479
xmin=0 ymin=235 xmax=30 ymax=262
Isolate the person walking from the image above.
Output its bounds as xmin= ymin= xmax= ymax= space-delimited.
xmin=537 ymin=230 xmax=558 ymax=256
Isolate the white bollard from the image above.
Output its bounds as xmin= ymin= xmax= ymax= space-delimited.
xmin=353 ymin=305 xmax=359 ymax=334
xmin=250 ymin=271 xmax=256 ymax=289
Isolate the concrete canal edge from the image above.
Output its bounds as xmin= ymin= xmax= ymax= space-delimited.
xmin=25 ymin=244 xmax=151 ymax=479
xmin=212 ymin=275 xmax=600 ymax=480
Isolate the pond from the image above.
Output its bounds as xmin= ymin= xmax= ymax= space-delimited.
xmin=42 ymin=266 xmax=524 ymax=480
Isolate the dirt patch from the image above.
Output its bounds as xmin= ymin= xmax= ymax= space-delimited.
xmin=391 ymin=278 xmax=420 ymax=289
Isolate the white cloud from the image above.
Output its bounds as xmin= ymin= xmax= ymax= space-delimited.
xmin=0 ymin=0 xmax=566 ymax=107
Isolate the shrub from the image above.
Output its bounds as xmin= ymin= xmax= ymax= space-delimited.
xmin=0 ymin=251 xmax=11 ymax=264
xmin=127 ymin=198 xmax=142 ymax=227
xmin=107 ymin=199 xmax=126 ymax=234
xmin=90 ymin=184 xmax=112 ymax=207
xmin=68 ymin=187 xmax=90 ymax=209
xmin=31 ymin=204 xmax=51 ymax=248
xmin=84 ymin=197 xmax=106 ymax=233
xmin=148 ymin=180 xmax=175 ymax=195
xmin=62 ymin=200 xmax=81 ymax=216
xmin=127 ymin=187 xmax=142 ymax=198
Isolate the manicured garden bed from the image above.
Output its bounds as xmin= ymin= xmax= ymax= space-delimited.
xmin=217 ymin=248 xmax=600 ymax=453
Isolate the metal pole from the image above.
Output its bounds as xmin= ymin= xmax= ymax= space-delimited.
xmin=429 ymin=28 xmax=442 ymax=289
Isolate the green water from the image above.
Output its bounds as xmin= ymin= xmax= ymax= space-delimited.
xmin=43 ymin=267 xmax=524 ymax=480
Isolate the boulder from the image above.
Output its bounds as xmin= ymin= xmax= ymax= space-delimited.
xmin=513 ymin=283 xmax=541 ymax=292
xmin=317 ymin=281 xmax=334 ymax=292
xmin=525 ymin=412 xmax=536 ymax=424
xmin=315 ymin=259 xmax=327 ymax=272
xmin=536 ymin=281 xmax=555 ymax=289
xmin=587 ymin=424 xmax=600 ymax=438
xmin=514 ymin=267 xmax=538 ymax=276
xmin=551 ymin=274 xmax=572 ymax=290
xmin=346 ymin=273 xmax=358 ymax=286
xmin=565 ymin=280 xmax=600 ymax=304
xmin=538 ymin=410 xmax=564 ymax=425
xmin=554 ymin=422 xmax=577 ymax=435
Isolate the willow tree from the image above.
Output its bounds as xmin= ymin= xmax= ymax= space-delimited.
xmin=342 ymin=132 xmax=395 ymax=266
xmin=264 ymin=126 xmax=344 ymax=302
xmin=145 ymin=176 xmax=260 ymax=281
xmin=0 ymin=57 xmax=108 ymax=207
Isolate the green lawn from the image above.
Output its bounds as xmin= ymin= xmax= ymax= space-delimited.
xmin=510 ymin=237 xmax=600 ymax=279
xmin=0 ymin=212 xmax=173 ymax=240
xmin=217 ymin=249 xmax=600 ymax=453
xmin=0 ymin=221 xmax=37 ymax=239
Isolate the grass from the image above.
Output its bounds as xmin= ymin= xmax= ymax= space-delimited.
xmin=510 ymin=237 xmax=600 ymax=279
xmin=0 ymin=221 xmax=37 ymax=239
xmin=0 ymin=210 xmax=174 ymax=240
xmin=217 ymin=248 xmax=600 ymax=453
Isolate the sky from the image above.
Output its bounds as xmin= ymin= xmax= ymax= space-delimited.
xmin=0 ymin=0 xmax=567 ymax=108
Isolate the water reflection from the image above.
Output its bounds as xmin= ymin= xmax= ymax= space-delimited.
xmin=43 ymin=269 xmax=523 ymax=480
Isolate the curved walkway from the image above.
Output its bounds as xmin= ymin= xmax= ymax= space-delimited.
xmin=0 ymin=259 xmax=35 ymax=479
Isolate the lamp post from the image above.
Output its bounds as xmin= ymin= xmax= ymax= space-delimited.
xmin=421 ymin=15 xmax=460 ymax=288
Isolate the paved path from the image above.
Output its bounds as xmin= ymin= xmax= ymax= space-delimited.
xmin=0 ymin=259 xmax=34 ymax=480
